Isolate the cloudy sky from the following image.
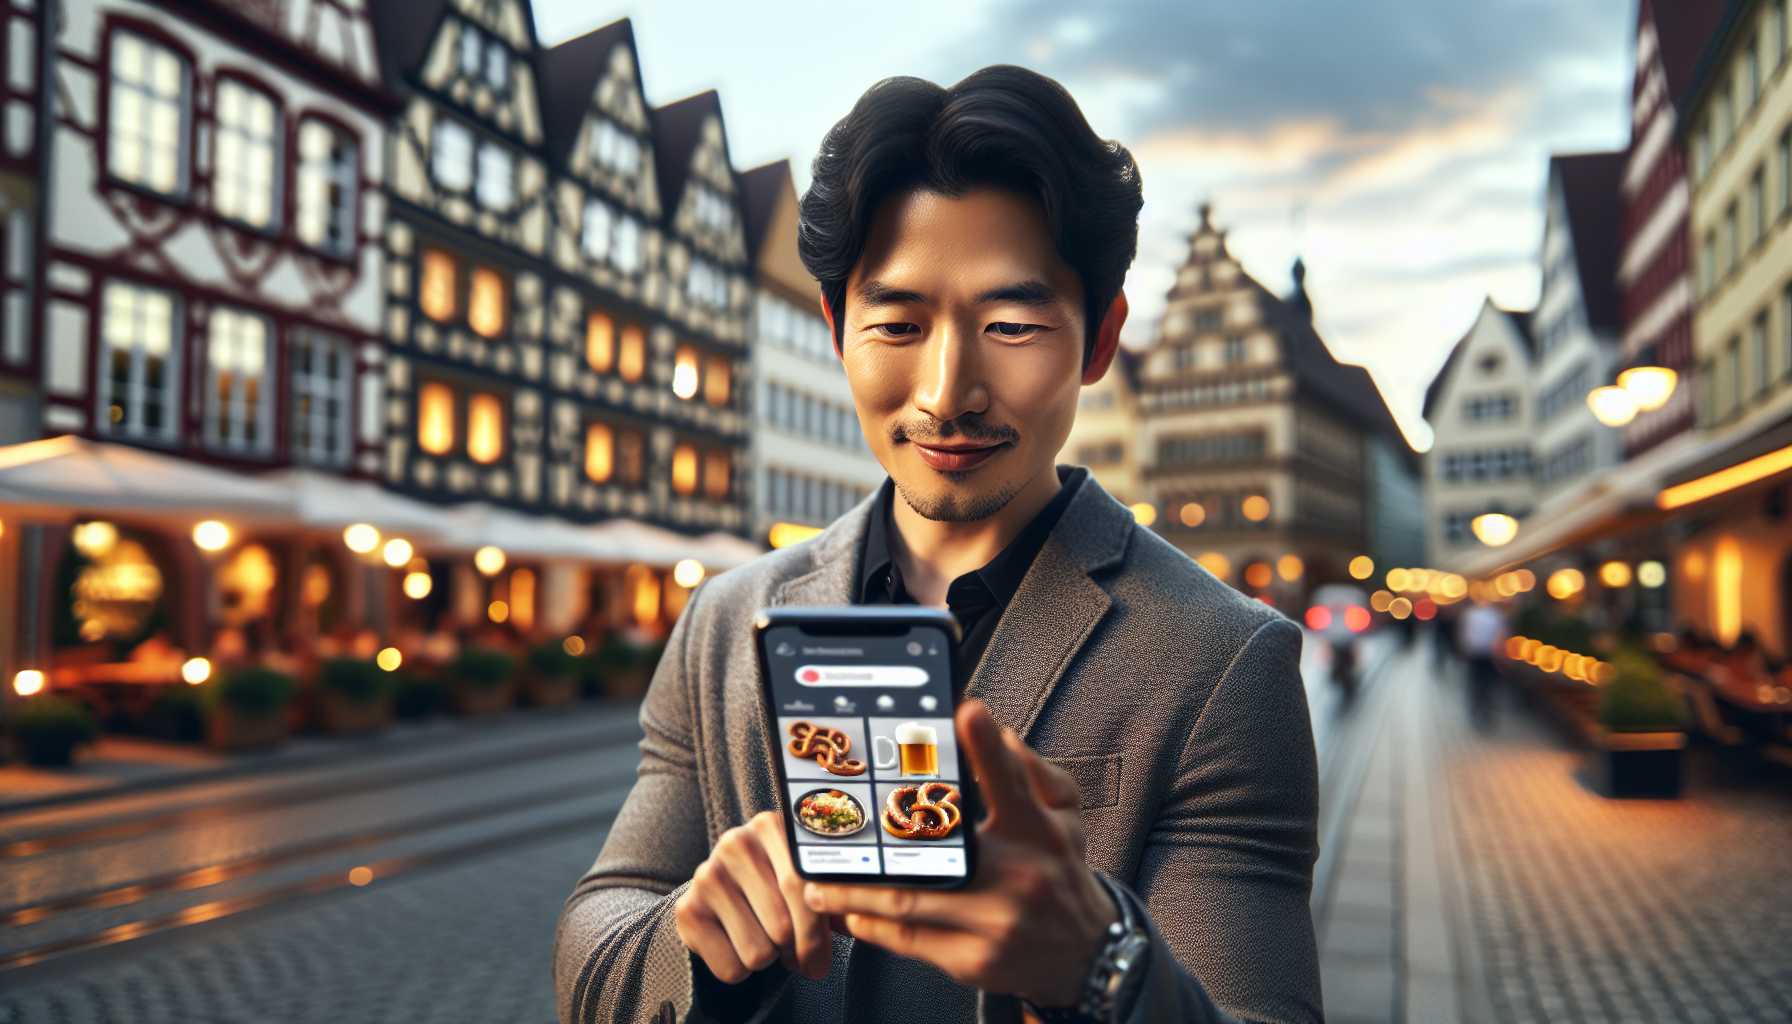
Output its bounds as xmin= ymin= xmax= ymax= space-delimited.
xmin=534 ymin=0 xmax=1636 ymax=450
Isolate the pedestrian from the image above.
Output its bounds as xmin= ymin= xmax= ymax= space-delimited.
xmin=554 ymin=66 xmax=1322 ymax=1024
xmin=1457 ymin=597 xmax=1507 ymax=730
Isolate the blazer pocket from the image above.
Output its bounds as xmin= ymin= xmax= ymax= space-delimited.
xmin=1044 ymin=753 xmax=1121 ymax=809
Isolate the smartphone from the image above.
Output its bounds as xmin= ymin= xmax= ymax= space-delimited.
xmin=753 ymin=605 xmax=977 ymax=888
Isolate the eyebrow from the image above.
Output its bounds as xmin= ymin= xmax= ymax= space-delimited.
xmin=855 ymin=278 xmax=1062 ymax=309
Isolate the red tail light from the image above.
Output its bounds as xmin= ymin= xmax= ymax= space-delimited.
xmin=1344 ymin=606 xmax=1371 ymax=633
xmin=1305 ymin=606 xmax=1333 ymax=630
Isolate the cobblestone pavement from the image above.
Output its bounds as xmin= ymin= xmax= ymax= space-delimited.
xmin=1434 ymin=657 xmax=1792 ymax=1024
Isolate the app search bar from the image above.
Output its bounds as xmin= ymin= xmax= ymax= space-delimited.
xmin=793 ymin=664 xmax=929 ymax=688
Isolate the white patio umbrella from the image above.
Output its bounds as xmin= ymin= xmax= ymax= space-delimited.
xmin=0 ymin=435 xmax=292 ymax=523
xmin=259 ymin=468 xmax=446 ymax=538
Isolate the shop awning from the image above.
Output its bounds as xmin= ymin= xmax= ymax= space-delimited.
xmin=0 ymin=435 xmax=292 ymax=523
xmin=432 ymin=502 xmax=641 ymax=562
xmin=259 ymin=469 xmax=446 ymax=537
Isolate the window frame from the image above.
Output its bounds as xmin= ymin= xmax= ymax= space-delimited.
xmin=431 ymin=117 xmax=475 ymax=193
xmin=203 ymin=305 xmax=276 ymax=457
xmin=103 ymin=25 xmax=194 ymax=199
xmin=211 ymin=73 xmax=285 ymax=233
xmin=293 ymin=114 xmax=361 ymax=259
xmin=97 ymin=278 xmax=183 ymax=444
xmin=289 ymin=328 xmax=354 ymax=467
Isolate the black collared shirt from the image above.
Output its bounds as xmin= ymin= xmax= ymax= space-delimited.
xmin=857 ymin=464 xmax=1087 ymax=684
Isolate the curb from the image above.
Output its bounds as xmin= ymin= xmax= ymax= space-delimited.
xmin=0 ymin=699 xmax=643 ymax=818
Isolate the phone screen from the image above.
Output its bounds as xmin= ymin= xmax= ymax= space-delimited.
xmin=760 ymin=617 xmax=970 ymax=883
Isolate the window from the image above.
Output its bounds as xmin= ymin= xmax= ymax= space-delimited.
xmin=290 ymin=331 xmax=351 ymax=467
xmin=1722 ymin=337 xmax=1741 ymax=418
xmin=617 ymin=428 xmax=645 ymax=484
xmin=1724 ymin=202 xmax=1739 ymax=275
xmin=1223 ymin=337 xmax=1246 ymax=363
xmin=1773 ymin=2 xmax=1788 ymax=75
xmin=704 ymin=355 xmax=731 ymax=407
xmin=467 ymin=266 xmax=506 ymax=338
xmin=612 ymin=216 xmax=642 ymax=274
xmin=1696 ymin=359 xmax=1715 ymax=428
xmin=582 ymin=198 xmax=613 ymax=262
xmin=1700 ymin=230 xmax=1716 ymax=294
xmin=295 ymin=120 xmax=357 ymax=255
xmin=1779 ymin=128 xmax=1791 ymax=217
xmin=458 ymin=23 xmax=509 ymax=92
xmin=467 ymin=392 xmax=503 ymax=463
xmin=476 ymin=143 xmax=513 ymax=210
xmin=671 ymin=443 xmax=698 ymax=495
xmin=672 ymin=344 xmax=699 ymax=399
xmin=589 ymin=118 xmax=640 ymax=176
xmin=1714 ymin=88 xmax=1732 ymax=151
xmin=1784 ymin=285 xmax=1792 ymax=380
xmin=432 ymin=119 xmax=473 ymax=191
xmin=107 ymin=31 xmax=189 ymax=194
xmin=213 ymin=79 xmax=280 ymax=228
xmin=586 ymin=311 xmax=614 ymax=372
xmin=618 ymin=324 xmax=645 ymax=381
xmin=692 ymin=186 xmax=734 ymax=234
xmin=420 ymin=248 xmax=457 ymax=322
xmin=205 ymin=307 xmax=273 ymax=454
xmin=418 ymin=381 xmax=454 ymax=454
xmin=1745 ymin=36 xmax=1761 ymax=109
xmin=1194 ymin=309 xmax=1222 ymax=332
xmin=484 ymin=38 xmax=509 ymax=90
xmin=1750 ymin=312 xmax=1770 ymax=400
xmin=585 ymin=422 xmax=613 ymax=482
xmin=1750 ymin=166 xmax=1766 ymax=248
xmin=702 ymin=450 xmax=730 ymax=499
xmin=99 ymin=281 xmax=180 ymax=441
xmin=688 ymin=258 xmax=728 ymax=309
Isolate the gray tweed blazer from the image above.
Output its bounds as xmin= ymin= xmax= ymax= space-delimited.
xmin=553 ymin=465 xmax=1323 ymax=1024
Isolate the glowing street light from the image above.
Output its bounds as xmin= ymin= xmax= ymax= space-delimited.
xmin=1617 ymin=365 xmax=1677 ymax=412
xmin=181 ymin=657 xmax=212 ymax=684
xmin=343 ymin=523 xmax=381 ymax=554
xmin=192 ymin=520 xmax=232 ymax=552
xmin=1587 ymin=385 xmax=1638 ymax=427
xmin=672 ymin=559 xmax=706 ymax=588
xmin=1471 ymin=512 xmax=1518 ymax=547
xmin=1129 ymin=502 xmax=1156 ymax=526
xmin=474 ymin=545 xmax=506 ymax=576
xmin=382 ymin=538 xmax=414 ymax=568
xmin=13 ymin=669 xmax=45 ymax=696
xmin=1348 ymin=555 xmax=1375 ymax=580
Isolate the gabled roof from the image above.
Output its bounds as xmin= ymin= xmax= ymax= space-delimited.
xmin=368 ymin=0 xmax=446 ymax=86
xmin=651 ymin=90 xmax=730 ymax=217
xmin=538 ymin=18 xmax=639 ymax=166
xmin=1647 ymin=0 xmax=1729 ymax=116
xmin=1550 ymin=150 xmax=1627 ymax=333
xmin=1422 ymin=302 xmax=1534 ymax=421
xmin=738 ymin=159 xmax=793 ymax=262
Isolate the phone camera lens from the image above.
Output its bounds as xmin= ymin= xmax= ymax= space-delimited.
xmin=905 ymin=640 xmax=923 ymax=656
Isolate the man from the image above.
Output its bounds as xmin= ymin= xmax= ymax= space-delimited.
xmin=554 ymin=65 xmax=1322 ymax=1024
xmin=1456 ymin=597 xmax=1506 ymax=729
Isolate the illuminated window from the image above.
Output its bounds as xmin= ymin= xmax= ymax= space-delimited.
xmin=99 ymin=281 xmax=180 ymax=442
xmin=467 ymin=392 xmax=504 ymax=463
xmin=618 ymin=429 xmax=645 ymax=484
xmin=468 ymin=266 xmax=506 ymax=338
xmin=213 ymin=79 xmax=280 ymax=229
xmin=671 ymin=443 xmax=698 ymax=495
xmin=672 ymin=345 xmax=699 ymax=399
xmin=432 ymin=119 xmax=472 ymax=191
xmin=586 ymin=312 xmax=614 ymax=372
xmin=619 ymin=324 xmax=645 ymax=381
xmin=420 ymin=248 xmax=457 ymax=322
xmin=290 ymin=330 xmax=351 ymax=467
xmin=582 ymin=197 xmax=613 ymax=262
xmin=585 ymin=422 xmax=613 ymax=482
xmin=705 ymin=355 xmax=731 ymax=406
xmin=107 ymin=31 xmax=190 ymax=195
xmin=295 ymin=119 xmax=357 ymax=256
xmin=418 ymin=381 xmax=455 ymax=454
xmin=702 ymin=449 xmax=730 ymax=499
xmin=205 ymin=307 xmax=273 ymax=454
xmin=509 ymin=567 xmax=535 ymax=631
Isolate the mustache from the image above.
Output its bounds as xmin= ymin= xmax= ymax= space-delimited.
xmin=892 ymin=419 xmax=1016 ymax=445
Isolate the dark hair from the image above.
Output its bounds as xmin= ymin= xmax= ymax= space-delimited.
xmin=797 ymin=65 xmax=1142 ymax=372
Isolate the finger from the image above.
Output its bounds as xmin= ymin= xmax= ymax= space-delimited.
xmin=716 ymin=834 xmax=795 ymax=956
xmin=804 ymin=880 xmax=1007 ymax=932
xmin=1003 ymin=728 xmax=1080 ymax=810
xmin=754 ymin=815 xmax=832 ymax=979
xmin=957 ymin=700 xmax=1051 ymax=838
xmin=841 ymin=913 xmax=991 ymax=986
xmin=677 ymin=900 xmax=750 ymax=984
xmin=694 ymin=862 xmax=778 ymax=974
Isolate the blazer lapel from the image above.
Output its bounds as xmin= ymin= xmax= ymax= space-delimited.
xmin=967 ymin=469 xmax=1133 ymax=739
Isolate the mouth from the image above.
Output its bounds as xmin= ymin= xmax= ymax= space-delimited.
xmin=910 ymin=440 xmax=1009 ymax=472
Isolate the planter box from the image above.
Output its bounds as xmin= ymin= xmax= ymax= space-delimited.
xmin=450 ymin=680 xmax=516 ymax=717
xmin=602 ymin=666 xmax=652 ymax=700
xmin=520 ymin=674 xmax=579 ymax=708
xmin=207 ymin=705 xmax=289 ymax=752
xmin=1594 ymin=730 xmax=1686 ymax=798
xmin=320 ymin=691 xmax=394 ymax=734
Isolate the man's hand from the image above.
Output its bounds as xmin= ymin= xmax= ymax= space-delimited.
xmin=674 ymin=810 xmax=833 ymax=983
xmin=802 ymin=698 xmax=1118 ymax=1007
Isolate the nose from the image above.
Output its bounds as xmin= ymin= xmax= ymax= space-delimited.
xmin=911 ymin=318 xmax=988 ymax=425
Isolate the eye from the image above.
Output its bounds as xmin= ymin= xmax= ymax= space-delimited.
xmin=988 ymin=322 xmax=1043 ymax=339
xmin=872 ymin=323 xmax=919 ymax=339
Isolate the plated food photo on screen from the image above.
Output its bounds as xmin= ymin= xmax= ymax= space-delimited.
xmin=787 ymin=719 xmax=867 ymax=777
xmin=794 ymin=788 xmax=868 ymax=838
xmin=882 ymin=782 xmax=962 ymax=840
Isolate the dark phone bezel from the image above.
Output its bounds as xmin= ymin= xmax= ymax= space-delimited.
xmin=752 ymin=605 xmax=977 ymax=889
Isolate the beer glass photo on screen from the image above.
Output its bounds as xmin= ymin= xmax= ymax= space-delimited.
xmin=752 ymin=605 xmax=977 ymax=888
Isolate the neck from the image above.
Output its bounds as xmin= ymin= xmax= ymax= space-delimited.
xmin=886 ymin=465 xmax=1065 ymax=607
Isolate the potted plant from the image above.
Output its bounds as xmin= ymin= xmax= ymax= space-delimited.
xmin=205 ymin=666 xmax=297 ymax=751
xmin=392 ymin=670 xmax=444 ymax=719
xmin=6 ymin=695 xmax=100 ymax=766
xmin=1594 ymin=648 xmax=1688 ymax=798
xmin=595 ymin=634 xmax=657 ymax=699
xmin=446 ymin=647 xmax=516 ymax=716
xmin=316 ymin=658 xmax=395 ymax=734
xmin=520 ymin=641 xmax=580 ymax=708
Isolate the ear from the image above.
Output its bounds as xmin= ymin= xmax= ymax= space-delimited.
xmin=817 ymin=289 xmax=841 ymax=360
xmin=1081 ymin=290 xmax=1129 ymax=385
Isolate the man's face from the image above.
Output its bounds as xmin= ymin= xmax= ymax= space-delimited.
xmin=831 ymin=188 xmax=1088 ymax=523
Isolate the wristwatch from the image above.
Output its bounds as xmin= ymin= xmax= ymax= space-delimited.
xmin=1022 ymin=872 xmax=1151 ymax=1023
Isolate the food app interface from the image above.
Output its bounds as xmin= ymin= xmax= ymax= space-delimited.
xmin=764 ymin=624 xmax=966 ymax=879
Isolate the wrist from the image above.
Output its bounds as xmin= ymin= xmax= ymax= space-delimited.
xmin=1024 ymin=873 xmax=1150 ymax=1023
xmin=1026 ymin=869 xmax=1123 ymax=1009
